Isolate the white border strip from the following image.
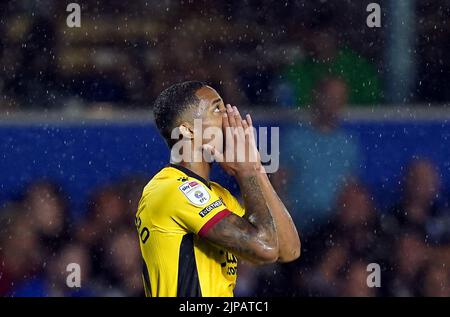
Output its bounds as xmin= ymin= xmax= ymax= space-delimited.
xmin=0 ymin=105 xmax=449 ymax=125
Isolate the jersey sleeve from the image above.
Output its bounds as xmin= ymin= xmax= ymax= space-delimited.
xmin=171 ymin=180 xmax=231 ymax=237
xmin=222 ymin=190 xmax=245 ymax=217
xmin=210 ymin=181 xmax=246 ymax=217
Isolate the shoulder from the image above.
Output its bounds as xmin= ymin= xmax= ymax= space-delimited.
xmin=140 ymin=167 xmax=192 ymax=205
xmin=143 ymin=167 xmax=177 ymax=192
xmin=210 ymin=182 xmax=245 ymax=216
xmin=209 ymin=181 xmax=232 ymax=198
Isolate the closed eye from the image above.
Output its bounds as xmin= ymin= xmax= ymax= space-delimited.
xmin=213 ymin=104 xmax=221 ymax=113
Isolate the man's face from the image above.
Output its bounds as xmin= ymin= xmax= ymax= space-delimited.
xmin=193 ymin=85 xmax=226 ymax=150
xmin=405 ymin=160 xmax=440 ymax=203
xmin=314 ymin=79 xmax=348 ymax=121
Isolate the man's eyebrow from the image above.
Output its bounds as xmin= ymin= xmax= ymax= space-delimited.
xmin=212 ymin=98 xmax=222 ymax=105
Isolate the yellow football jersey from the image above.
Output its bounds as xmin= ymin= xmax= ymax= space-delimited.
xmin=135 ymin=164 xmax=245 ymax=297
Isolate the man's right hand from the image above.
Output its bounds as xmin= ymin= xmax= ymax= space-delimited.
xmin=203 ymin=104 xmax=262 ymax=178
xmin=201 ymin=105 xmax=280 ymax=265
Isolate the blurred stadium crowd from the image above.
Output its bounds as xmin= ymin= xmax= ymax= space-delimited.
xmin=1 ymin=76 xmax=450 ymax=296
xmin=0 ymin=177 xmax=146 ymax=296
xmin=1 ymin=0 xmax=449 ymax=111
xmin=1 ymin=0 xmax=450 ymax=297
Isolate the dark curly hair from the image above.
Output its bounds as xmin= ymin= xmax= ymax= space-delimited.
xmin=153 ymin=81 xmax=206 ymax=147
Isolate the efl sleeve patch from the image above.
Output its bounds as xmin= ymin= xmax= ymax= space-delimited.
xmin=178 ymin=181 xmax=211 ymax=206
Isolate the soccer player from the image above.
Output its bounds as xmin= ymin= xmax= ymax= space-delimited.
xmin=136 ymin=81 xmax=300 ymax=297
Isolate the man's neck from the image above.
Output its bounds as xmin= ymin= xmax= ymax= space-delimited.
xmin=178 ymin=160 xmax=211 ymax=181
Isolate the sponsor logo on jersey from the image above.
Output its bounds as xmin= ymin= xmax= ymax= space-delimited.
xmin=198 ymin=199 xmax=224 ymax=217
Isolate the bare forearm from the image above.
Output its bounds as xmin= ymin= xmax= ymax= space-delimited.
xmin=206 ymin=213 xmax=277 ymax=265
xmin=257 ymin=170 xmax=301 ymax=262
xmin=236 ymin=171 xmax=278 ymax=250
xmin=205 ymin=170 xmax=279 ymax=265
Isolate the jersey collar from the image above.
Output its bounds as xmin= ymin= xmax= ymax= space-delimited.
xmin=168 ymin=163 xmax=211 ymax=189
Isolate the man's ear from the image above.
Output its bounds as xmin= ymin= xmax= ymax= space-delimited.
xmin=178 ymin=122 xmax=194 ymax=140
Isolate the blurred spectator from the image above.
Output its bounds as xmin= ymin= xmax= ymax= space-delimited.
xmin=419 ymin=261 xmax=450 ymax=297
xmin=149 ymin=19 xmax=248 ymax=106
xmin=118 ymin=176 xmax=150 ymax=216
xmin=274 ymin=77 xmax=362 ymax=232
xmin=23 ymin=180 xmax=71 ymax=253
xmin=11 ymin=16 xmax=64 ymax=109
xmin=309 ymin=182 xmax=383 ymax=261
xmin=76 ymin=185 xmax=131 ymax=279
xmin=276 ymin=26 xmax=382 ymax=107
xmin=0 ymin=180 xmax=70 ymax=296
xmin=303 ymin=244 xmax=349 ymax=297
xmin=381 ymin=158 xmax=450 ymax=245
xmin=101 ymin=228 xmax=143 ymax=296
xmin=386 ymin=232 xmax=430 ymax=297
xmin=0 ymin=213 xmax=44 ymax=296
xmin=77 ymin=185 xmax=129 ymax=245
xmin=11 ymin=243 xmax=97 ymax=297
xmin=340 ymin=260 xmax=377 ymax=297
xmin=380 ymin=158 xmax=450 ymax=296
xmin=299 ymin=182 xmax=381 ymax=297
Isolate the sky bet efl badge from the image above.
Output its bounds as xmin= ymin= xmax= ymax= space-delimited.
xmin=179 ymin=180 xmax=210 ymax=206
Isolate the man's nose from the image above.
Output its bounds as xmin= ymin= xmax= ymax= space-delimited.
xmin=219 ymin=104 xmax=227 ymax=113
